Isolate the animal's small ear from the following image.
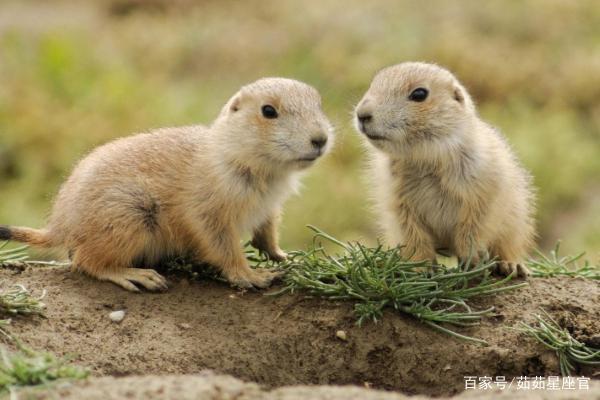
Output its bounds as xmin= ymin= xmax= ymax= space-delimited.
xmin=229 ymin=95 xmax=241 ymax=112
xmin=453 ymin=86 xmax=465 ymax=104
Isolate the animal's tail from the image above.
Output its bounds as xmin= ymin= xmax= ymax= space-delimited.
xmin=0 ymin=225 xmax=53 ymax=247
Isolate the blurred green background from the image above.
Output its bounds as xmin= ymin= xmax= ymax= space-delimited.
xmin=0 ymin=0 xmax=598 ymax=258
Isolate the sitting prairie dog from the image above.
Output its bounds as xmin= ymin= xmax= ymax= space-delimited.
xmin=354 ymin=62 xmax=535 ymax=276
xmin=0 ymin=77 xmax=333 ymax=291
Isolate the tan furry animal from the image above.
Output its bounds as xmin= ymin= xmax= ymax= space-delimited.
xmin=0 ymin=78 xmax=333 ymax=291
xmin=354 ymin=62 xmax=535 ymax=276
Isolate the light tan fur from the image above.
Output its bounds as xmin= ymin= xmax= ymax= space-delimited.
xmin=355 ymin=62 xmax=535 ymax=276
xmin=1 ymin=78 xmax=333 ymax=291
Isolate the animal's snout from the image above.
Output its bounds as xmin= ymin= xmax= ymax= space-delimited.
xmin=357 ymin=112 xmax=372 ymax=124
xmin=310 ymin=135 xmax=328 ymax=149
xmin=356 ymin=99 xmax=375 ymax=131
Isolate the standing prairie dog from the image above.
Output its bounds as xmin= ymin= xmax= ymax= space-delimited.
xmin=354 ymin=62 xmax=535 ymax=276
xmin=0 ymin=77 xmax=333 ymax=291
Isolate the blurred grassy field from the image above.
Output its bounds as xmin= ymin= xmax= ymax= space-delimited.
xmin=0 ymin=0 xmax=598 ymax=258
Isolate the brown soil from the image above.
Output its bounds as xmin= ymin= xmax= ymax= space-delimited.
xmin=2 ymin=266 xmax=599 ymax=398
xmin=18 ymin=371 xmax=600 ymax=400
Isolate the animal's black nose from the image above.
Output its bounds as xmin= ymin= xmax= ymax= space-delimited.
xmin=311 ymin=136 xmax=328 ymax=149
xmin=357 ymin=113 xmax=372 ymax=124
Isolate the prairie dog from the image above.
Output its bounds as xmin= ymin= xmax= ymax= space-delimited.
xmin=0 ymin=78 xmax=333 ymax=291
xmin=354 ymin=62 xmax=535 ymax=276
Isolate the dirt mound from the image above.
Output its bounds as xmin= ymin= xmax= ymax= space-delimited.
xmin=18 ymin=371 xmax=600 ymax=400
xmin=2 ymin=266 xmax=599 ymax=397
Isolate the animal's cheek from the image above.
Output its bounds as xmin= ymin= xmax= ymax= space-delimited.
xmin=269 ymin=128 xmax=300 ymax=151
xmin=422 ymin=100 xmax=447 ymax=116
xmin=251 ymin=114 xmax=276 ymax=137
xmin=264 ymin=125 xmax=281 ymax=141
xmin=383 ymin=109 xmax=406 ymax=129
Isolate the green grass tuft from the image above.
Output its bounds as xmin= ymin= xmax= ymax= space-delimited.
xmin=526 ymin=241 xmax=599 ymax=280
xmin=163 ymin=257 xmax=227 ymax=283
xmin=256 ymin=226 xmax=528 ymax=345
xmin=518 ymin=309 xmax=600 ymax=376
xmin=0 ymin=344 xmax=89 ymax=396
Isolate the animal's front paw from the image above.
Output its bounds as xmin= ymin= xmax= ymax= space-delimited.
xmin=267 ymin=248 xmax=288 ymax=263
xmin=227 ymin=267 xmax=283 ymax=289
xmin=495 ymin=261 xmax=530 ymax=278
xmin=251 ymin=240 xmax=288 ymax=263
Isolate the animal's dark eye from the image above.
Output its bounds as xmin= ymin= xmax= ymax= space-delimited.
xmin=408 ymin=88 xmax=429 ymax=102
xmin=261 ymin=105 xmax=278 ymax=119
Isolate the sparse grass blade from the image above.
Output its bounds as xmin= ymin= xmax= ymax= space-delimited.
xmin=256 ymin=226 xmax=528 ymax=345
xmin=0 ymin=320 xmax=10 ymax=341
xmin=0 ymin=285 xmax=45 ymax=316
xmin=527 ymin=241 xmax=599 ymax=279
xmin=517 ymin=309 xmax=600 ymax=376
xmin=0 ymin=242 xmax=30 ymax=266
xmin=0 ymin=242 xmax=70 ymax=271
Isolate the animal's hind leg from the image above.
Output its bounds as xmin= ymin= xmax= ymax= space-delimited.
xmin=71 ymin=245 xmax=167 ymax=292
xmin=97 ymin=268 xmax=167 ymax=292
xmin=69 ymin=220 xmax=168 ymax=293
xmin=66 ymin=185 xmax=170 ymax=291
xmin=71 ymin=245 xmax=168 ymax=292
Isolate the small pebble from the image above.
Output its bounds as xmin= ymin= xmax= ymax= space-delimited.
xmin=336 ymin=330 xmax=347 ymax=341
xmin=109 ymin=310 xmax=125 ymax=323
